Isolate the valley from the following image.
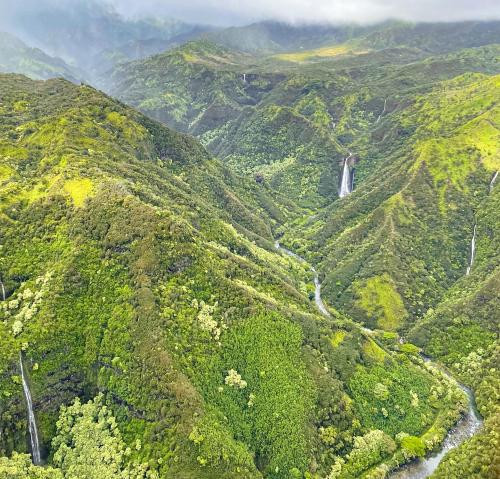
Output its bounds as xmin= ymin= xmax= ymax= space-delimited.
xmin=0 ymin=5 xmax=499 ymax=479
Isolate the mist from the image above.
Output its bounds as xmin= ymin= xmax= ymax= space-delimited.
xmin=1 ymin=0 xmax=500 ymax=27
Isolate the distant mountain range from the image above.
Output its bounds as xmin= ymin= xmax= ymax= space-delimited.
xmin=0 ymin=31 xmax=82 ymax=81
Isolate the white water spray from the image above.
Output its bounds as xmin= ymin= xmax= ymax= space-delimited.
xmin=19 ymin=353 xmax=41 ymax=465
xmin=466 ymin=224 xmax=476 ymax=276
xmin=339 ymin=153 xmax=353 ymax=198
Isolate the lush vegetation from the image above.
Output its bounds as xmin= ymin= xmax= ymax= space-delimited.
xmin=0 ymin=16 xmax=499 ymax=479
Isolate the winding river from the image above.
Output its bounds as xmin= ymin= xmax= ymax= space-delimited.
xmin=274 ymin=239 xmax=483 ymax=479
xmin=390 ymin=375 xmax=482 ymax=478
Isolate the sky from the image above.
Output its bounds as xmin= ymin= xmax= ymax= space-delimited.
xmin=1 ymin=0 xmax=500 ymax=27
xmin=108 ymin=0 xmax=500 ymax=25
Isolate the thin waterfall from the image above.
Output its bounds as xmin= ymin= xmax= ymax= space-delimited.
xmin=19 ymin=353 xmax=41 ymax=465
xmin=242 ymin=73 xmax=246 ymax=82
xmin=0 ymin=280 xmax=5 ymax=301
xmin=466 ymin=224 xmax=477 ymax=276
xmin=376 ymin=98 xmax=387 ymax=123
xmin=490 ymin=171 xmax=498 ymax=192
xmin=339 ymin=154 xmax=352 ymax=198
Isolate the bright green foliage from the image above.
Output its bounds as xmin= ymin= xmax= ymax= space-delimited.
xmin=400 ymin=435 xmax=426 ymax=459
xmin=341 ymin=430 xmax=396 ymax=477
xmin=52 ymin=395 xmax=154 ymax=479
xmin=201 ymin=312 xmax=315 ymax=478
xmin=1 ymin=18 xmax=500 ymax=479
xmin=349 ymin=360 xmax=444 ymax=436
xmin=0 ymin=452 xmax=63 ymax=479
xmin=354 ymin=274 xmax=407 ymax=330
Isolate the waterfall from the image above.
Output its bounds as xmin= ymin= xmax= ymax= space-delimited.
xmin=466 ymin=224 xmax=477 ymax=276
xmin=376 ymin=98 xmax=387 ymax=123
xmin=19 ymin=353 xmax=41 ymax=465
xmin=0 ymin=281 xmax=5 ymax=301
xmin=339 ymin=154 xmax=352 ymax=198
xmin=490 ymin=171 xmax=498 ymax=192
xmin=242 ymin=73 xmax=246 ymax=82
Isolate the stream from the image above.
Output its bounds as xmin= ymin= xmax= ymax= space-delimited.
xmin=390 ymin=368 xmax=482 ymax=479
xmin=274 ymin=241 xmax=330 ymax=317
xmin=274 ymin=239 xmax=483 ymax=479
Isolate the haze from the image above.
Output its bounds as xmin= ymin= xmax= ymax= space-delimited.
xmin=1 ymin=0 xmax=500 ymax=26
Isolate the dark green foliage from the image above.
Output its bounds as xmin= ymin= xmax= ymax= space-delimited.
xmin=1 ymin=16 xmax=499 ymax=478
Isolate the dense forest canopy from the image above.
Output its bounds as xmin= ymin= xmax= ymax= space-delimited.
xmin=0 ymin=2 xmax=499 ymax=478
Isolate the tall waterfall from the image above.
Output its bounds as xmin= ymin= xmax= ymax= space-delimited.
xmin=19 ymin=353 xmax=41 ymax=465
xmin=0 ymin=281 xmax=5 ymax=301
xmin=339 ymin=154 xmax=352 ymax=198
xmin=466 ymin=224 xmax=477 ymax=276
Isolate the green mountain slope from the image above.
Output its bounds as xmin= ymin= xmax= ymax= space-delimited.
xmin=0 ymin=74 xmax=468 ymax=479
xmin=0 ymin=0 xmax=209 ymax=81
xmin=298 ymin=73 xmax=499 ymax=331
xmin=103 ymin=33 xmax=499 ymax=210
xmin=409 ymin=167 xmax=499 ymax=479
xmin=0 ymin=31 xmax=81 ymax=82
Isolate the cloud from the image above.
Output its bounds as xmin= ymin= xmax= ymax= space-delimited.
xmin=107 ymin=0 xmax=500 ymax=25
xmin=1 ymin=0 xmax=500 ymax=26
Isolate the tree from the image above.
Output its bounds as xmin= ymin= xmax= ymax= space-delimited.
xmin=52 ymin=394 xmax=155 ymax=479
xmin=0 ymin=452 xmax=63 ymax=479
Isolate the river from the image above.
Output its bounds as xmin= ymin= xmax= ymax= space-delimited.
xmin=390 ymin=373 xmax=482 ymax=478
xmin=274 ymin=239 xmax=483 ymax=479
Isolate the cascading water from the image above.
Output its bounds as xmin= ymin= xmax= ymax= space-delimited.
xmin=490 ymin=171 xmax=498 ymax=192
xmin=0 ymin=280 xmax=5 ymax=301
xmin=465 ymin=224 xmax=476 ymax=276
xmin=19 ymin=352 xmax=41 ymax=465
xmin=376 ymin=97 xmax=387 ymax=123
xmin=339 ymin=154 xmax=352 ymax=198
xmin=274 ymin=241 xmax=331 ymax=317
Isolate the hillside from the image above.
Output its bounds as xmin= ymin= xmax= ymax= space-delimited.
xmin=0 ymin=73 xmax=472 ymax=479
xmin=96 ymin=23 xmax=500 ymax=478
xmin=0 ymin=31 xmax=81 ymax=82
xmin=103 ymin=24 xmax=500 ymax=210
xmin=300 ymin=73 xmax=500 ymax=331
xmin=0 ymin=0 xmax=210 ymax=81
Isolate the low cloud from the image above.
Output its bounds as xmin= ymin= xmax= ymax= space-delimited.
xmin=1 ymin=0 xmax=499 ymax=27
xmin=109 ymin=0 xmax=500 ymax=25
